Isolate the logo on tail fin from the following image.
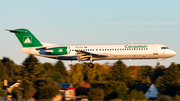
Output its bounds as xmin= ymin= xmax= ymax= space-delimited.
xmin=23 ymin=36 xmax=32 ymax=44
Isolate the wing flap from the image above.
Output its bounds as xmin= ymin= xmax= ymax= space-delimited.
xmin=76 ymin=50 xmax=109 ymax=57
xmin=75 ymin=50 xmax=109 ymax=62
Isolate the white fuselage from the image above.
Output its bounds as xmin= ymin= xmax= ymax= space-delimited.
xmin=21 ymin=43 xmax=176 ymax=61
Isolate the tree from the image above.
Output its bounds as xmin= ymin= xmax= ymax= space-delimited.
xmin=158 ymin=63 xmax=180 ymax=96
xmin=110 ymin=60 xmax=134 ymax=87
xmin=1 ymin=57 xmax=15 ymax=79
xmin=155 ymin=76 xmax=163 ymax=88
xmin=151 ymin=66 xmax=166 ymax=83
xmin=129 ymin=90 xmax=146 ymax=100
xmin=12 ymin=88 xmax=23 ymax=101
xmin=13 ymin=64 xmax=24 ymax=80
xmin=0 ymin=88 xmax=7 ymax=97
xmin=42 ymin=62 xmax=55 ymax=76
xmin=92 ymin=82 xmax=128 ymax=100
xmin=0 ymin=61 xmax=7 ymax=81
xmin=137 ymin=65 xmax=153 ymax=83
xmin=21 ymin=80 xmax=36 ymax=99
xmin=136 ymin=91 xmax=146 ymax=100
xmin=34 ymin=78 xmax=59 ymax=99
xmin=94 ymin=64 xmax=111 ymax=82
xmin=38 ymin=84 xmax=59 ymax=99
xmin=115 ymin=82 xmax=128 ymax=100
xmin=22 ymin=54 xmax=39 ymax=68
xmin=174 ymin=94 xmax=180 ymax=101
xmin=156 ymin=95 xmax=172 ymax=101
xmin=51 ymin=72 xmax=64 ymax=83
xmin=129 ymin=89 xmax=138 ymax=100
xmin=129 ymin=66 xmax=141 ymax=79
xmin=54 ymin=60 xmax=68 ymax=79
xmin=88 ymin=88 xmax=105 ymax=101
xmin=69 ymin=63 xmax=85 ymax=85
xmin=22 ymin=55 xmax=43 ymax=81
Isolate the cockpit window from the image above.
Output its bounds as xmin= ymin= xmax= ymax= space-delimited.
xmin=161 ymin=47 xmax=169 ymax=49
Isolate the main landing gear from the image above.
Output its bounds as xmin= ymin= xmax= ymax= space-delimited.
xmin=88 ymin=54 xmax=94 ymax=68
xmin=88 ymin=62 xmax=94 ymax=68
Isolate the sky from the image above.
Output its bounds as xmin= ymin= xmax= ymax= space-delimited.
xmin=0 ymin=0 xmax=180 ymax=70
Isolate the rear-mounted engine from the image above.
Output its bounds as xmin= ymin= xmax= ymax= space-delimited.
xmin=45 ymin=47 xmax=69 ymax=55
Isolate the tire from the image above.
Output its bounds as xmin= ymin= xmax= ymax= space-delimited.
xmin=88 ymin=63 xmax=94 ymax=68
xmin=157 ymin=62 xmax=160 ymax=66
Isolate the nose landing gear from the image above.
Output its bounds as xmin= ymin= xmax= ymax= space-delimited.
xmin=157 ymin=62 xmax=160 ymax=66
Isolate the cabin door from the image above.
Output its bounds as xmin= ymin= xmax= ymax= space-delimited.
xmin=153 ymin=47 xmax=158 ymax=55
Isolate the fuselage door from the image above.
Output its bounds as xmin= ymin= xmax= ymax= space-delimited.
xmin=153 ymin=47 xmax=158 ymax=55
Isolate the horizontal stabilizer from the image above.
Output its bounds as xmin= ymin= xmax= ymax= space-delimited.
xmin=6 ymin=29 xmax=27 ymax=33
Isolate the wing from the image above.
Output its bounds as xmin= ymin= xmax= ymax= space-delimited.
xmin=75 ymin=50 xmax=109 ymax=62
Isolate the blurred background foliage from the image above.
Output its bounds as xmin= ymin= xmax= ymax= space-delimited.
xmin=0 ymin=54 xmax=180 ymax=100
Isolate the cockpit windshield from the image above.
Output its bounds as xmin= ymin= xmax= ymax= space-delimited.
xmin=161 ymin=47 xmax=169 ymax=49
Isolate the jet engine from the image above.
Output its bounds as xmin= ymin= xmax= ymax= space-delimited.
xmin=45 ymin=47 xmax=69 ymax=55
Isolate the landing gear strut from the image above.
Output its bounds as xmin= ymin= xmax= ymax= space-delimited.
xmin=88 ymin=54 xmax=94 ymax=68
xmin=88 ymin=62 xmax=94 ymax=68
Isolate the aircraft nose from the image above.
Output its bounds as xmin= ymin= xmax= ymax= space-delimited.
xmin=165 ymin=50 xmax=176 ymax=57
xmin=168 ymin=50 xmax=176 ymax=57
xmin=171 ymin=50 xmax=176 ymax=57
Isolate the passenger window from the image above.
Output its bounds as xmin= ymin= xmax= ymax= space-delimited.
xmin=112 ymin=49 xmax=114 ymax=51
xmin=102 ymin=49 xmax=104 ymax=51
xmin=99 ymin=49 xmax=101 ymax=51
xmin=122 ymin=49 xmax=124 ymax=50
xmin=117 ymin=49 xmax=119 ymax=51
xmin=96 ymin=49 xmax=98 ymax=51
xmin=107 ymin=49 xmax=109 ymax=51
xmin=92 ymin=49 xmax=94 ymax=51
xmin=105 ymin=49 xmax=106 ymax=51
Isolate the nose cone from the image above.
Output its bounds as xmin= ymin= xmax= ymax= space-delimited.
xmin=171 ymin=50 xmax=176 ymax=57
xmin=166 ymin=50 xmax=176 ymax=57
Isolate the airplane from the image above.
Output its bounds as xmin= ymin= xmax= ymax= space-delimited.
xmin=7 ymin=28 xmax=176 ymax=68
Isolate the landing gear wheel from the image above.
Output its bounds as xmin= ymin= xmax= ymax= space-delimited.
xmin=157 ymin=62 xmax=160 ymax=66
xmin=88 ymin=63 xmax=94 ymax=68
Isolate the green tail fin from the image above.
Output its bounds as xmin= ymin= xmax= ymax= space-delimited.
xmin=7 ymin=28 xmax=43 ymax=47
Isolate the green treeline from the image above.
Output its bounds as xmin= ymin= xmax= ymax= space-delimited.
xmin=0 ymin=54 xmax=180 ymax=101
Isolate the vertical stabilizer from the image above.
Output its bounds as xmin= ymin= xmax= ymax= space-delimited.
xmin=7 ymin=29 xmax=43 ymax=47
